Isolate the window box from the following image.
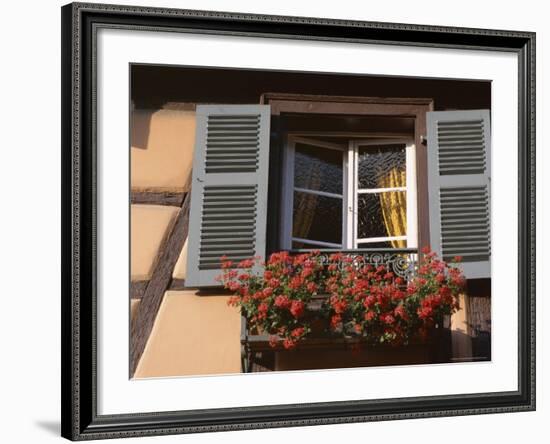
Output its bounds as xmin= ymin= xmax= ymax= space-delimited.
xmin=241 ymin=318 xmax=449 ymax=372
xmin=224 ymin=248 xmax=463 ymax=372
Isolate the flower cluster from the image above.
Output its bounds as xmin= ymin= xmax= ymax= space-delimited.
xmin=322 ymin=247 xmax=464 ymax=346
xmin=219 ymin=251 xmax=323 ymax=350
xmin=219 ymin=247 xmax=465 ymax=350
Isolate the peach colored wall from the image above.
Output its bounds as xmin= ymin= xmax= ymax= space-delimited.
xmin=134 ymin=291 xmax=242 ymax=378
xmin=172 ymin=238 xmax=188 ymax=280
xmin=131 ymin=108 xmax=195 ymax=192
xmin=131 ymin=204 xmax=179 ymax=281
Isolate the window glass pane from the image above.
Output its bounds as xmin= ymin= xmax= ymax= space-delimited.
xmin=357 ymin=192 xmax=407 ymax=239
xmin=294 ymin=143 xmax=343 ymax=194
xmin=292 ymin=191 xmax=342 ymax=245
xmin=358 ymin=144 xmax=406 ymax=189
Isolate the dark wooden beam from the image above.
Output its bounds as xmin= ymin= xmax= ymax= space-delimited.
xmin=269 ymin=100 xmax=426 ymax=116
xmin=261 ymin=93 xmax=434 ymax=117
xmin=129 ymin=188 xmax=191 ymax=377
xmin=130 ymin=280 xmax=148 ymax=300
xmin=131 ymin=191 xmax=186 ymax=207
xmin=261 ymin=92 xmax=434 ymax=106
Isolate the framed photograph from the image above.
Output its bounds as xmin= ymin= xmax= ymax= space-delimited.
xmin=61 ymin=2 xmax=535 ymax=440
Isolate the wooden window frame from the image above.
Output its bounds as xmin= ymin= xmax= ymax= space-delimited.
xmin=261 ymin=93 xmax=434 ymax=252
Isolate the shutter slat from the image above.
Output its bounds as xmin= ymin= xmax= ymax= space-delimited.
xmin=203 ymin=112 xmax=263 ymax=173
xmin=427 ymin=110 xmax=491 ymax=279
xmin=186 ymin=105 xmax=271 ymax=287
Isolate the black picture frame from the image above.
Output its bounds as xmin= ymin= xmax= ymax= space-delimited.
xmin=61 ymin=2 xmax=536 ymax=440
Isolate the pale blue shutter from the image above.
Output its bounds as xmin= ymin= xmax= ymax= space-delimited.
xmin=185 ymin=105 xmax=271 ymax=287
xmin=427 ymin=110 xmax=491 ymax=279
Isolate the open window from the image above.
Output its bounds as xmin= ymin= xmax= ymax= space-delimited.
xmin=280 ymin=136 xmax=417 ymax=251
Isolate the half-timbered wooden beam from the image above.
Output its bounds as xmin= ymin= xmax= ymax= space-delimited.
xmin=129 ymin=187 xmax=191 ymax=377
xmin=130 ymin=281 xmax=148 ymax=300
xmin=131 ymin=190 xmax=186 ymax=207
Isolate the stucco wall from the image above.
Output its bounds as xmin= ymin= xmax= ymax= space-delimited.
xmin=131 ymin=204 xmax=180 ymax=281
xmin=134 ymin=291 xmax=241 ymax=378
xmin=131 ymin=107 xmax=195 ymax=192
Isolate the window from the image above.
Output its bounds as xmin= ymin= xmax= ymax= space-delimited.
xmin=184 ymin=102 xmax=492 ymax=287
xmin=281 ymin=136 xmax=417 ymax=251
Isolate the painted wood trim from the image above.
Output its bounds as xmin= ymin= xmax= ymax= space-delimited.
xmin=414 ymin=103 xmax=433 ymax=251
xmin=129 ymin=186 xmax=191 ymax=377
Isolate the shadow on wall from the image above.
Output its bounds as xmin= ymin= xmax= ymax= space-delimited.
xmin=131 ymin=106 xmax=152 ymax=150
xmin=130 ymin=105 xmax=196 ymax=192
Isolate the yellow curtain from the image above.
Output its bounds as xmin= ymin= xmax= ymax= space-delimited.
xmin=378 ymin=168 xmax=407 ymax=248
xmin=292 ymin=163 xmax=322 ymax=243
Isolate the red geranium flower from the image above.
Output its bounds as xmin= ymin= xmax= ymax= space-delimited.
xmin=363 ymin=295 xmax=375 ymax=308
xmin=283 ymin=338 xmax=297 ymax=350
xmin=274 ymin=295 xmax=290 ymax=309
xmin=238 ymin=258 xmax=255 ymax=268
xmin=330 ymin=314 xmax=342 ymax=330
xmin=256 ymin=302 xmax=269 ymax=320
xmin=289 ymin=275 xmax=304 ymax=290
xmin=290 ymin=300 xmax=305 ymax=318
xmin=291 ymin=327 xmax=305 ymax=338
xmin=364 ymin=310 xmax=376 ymax=321
xmin=418 ymin=306 xmax=433 ymax=320
xmin=394 ymin=304 xmax=409 ymax=320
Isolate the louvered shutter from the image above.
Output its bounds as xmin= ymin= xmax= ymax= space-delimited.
xmin=185 ymin=105 xmax=271 ymax=287
xmin=427 ymin=110 xmax=491 ymax=279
